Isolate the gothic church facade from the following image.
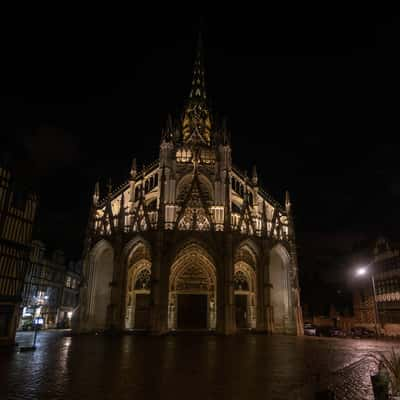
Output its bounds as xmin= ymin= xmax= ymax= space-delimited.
xmin=75 ymin=39 xmax=304 ymax=335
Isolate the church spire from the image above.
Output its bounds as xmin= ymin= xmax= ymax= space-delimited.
xmin=188 ymin=33 xmax=207 ymax=102
xmin=182 ymin=33 xmax=212 ymax=146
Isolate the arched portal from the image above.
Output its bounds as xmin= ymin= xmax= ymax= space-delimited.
xmin=234 ymin=263 xmax=257 ymax=329
xmin=90 ymin=240 xmax=114 ymax=330
xmin=168 ymin=244 xmax=216 ymax=330
xmin=269 ymin=245 xmax=291 ymax=333
xmin=124 ymin=242 xmax=152 ymax=330
xmin=234 ymin=242 xmax=258 ymax=330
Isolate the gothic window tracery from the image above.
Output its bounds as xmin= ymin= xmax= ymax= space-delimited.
xmin=231 ymin=177 xmax=245 ymax=198
xmin=176 ymin=176 xmax=213 ymax=231
xmin=178 ymin=207 xmax=211 ymax=231
xmin=175 ymin=264 xmax=210 ymax=291
xmin=200 ymin=148 xmax=215 ymax=164
xmin=134 ymin=269 xmax=151 ymax=290
xmin=140 ymin=217 xmax=147 ymax=231
xmin=234 ymin=271 xmax=249 ymax=291
xmin=234 ymin=247 xmax=257 ymax=269
xmin=182 ymin=102 xmax=211 ymax=145
xmin=176 ymin=148 xmax=193 ymax=163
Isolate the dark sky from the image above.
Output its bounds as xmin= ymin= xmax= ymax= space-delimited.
xmin=2 ymin=9 xmax=400 ymax=273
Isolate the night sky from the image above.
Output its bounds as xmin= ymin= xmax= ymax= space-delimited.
xmin=2 ymin=10 xmax=400 ymax=285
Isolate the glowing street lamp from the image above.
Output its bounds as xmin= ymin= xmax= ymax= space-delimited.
xmin=356 ymin=267 xmax=367 ymax=276
xmin=355 ymin=266 xmax=380 ymax=337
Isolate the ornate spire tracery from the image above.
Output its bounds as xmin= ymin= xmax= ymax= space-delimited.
xmin=182 ymin=34 xmax=212 ymax=146
xmin=189 ymin=34 xmax=207 ymax=102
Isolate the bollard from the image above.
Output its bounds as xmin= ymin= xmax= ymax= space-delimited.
xmin=371 ymin=370 xmax=389 ymax=400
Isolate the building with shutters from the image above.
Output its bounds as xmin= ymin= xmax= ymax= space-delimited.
xmin=352 ymin=236 xmax=400 ymax=336
xmin=58 ymin=260 xmax=81 ymax=328
xmin=20 ymin=241 xmax=67 ymax=329
xmin=0 ymin=165 xmax=38 ymax=345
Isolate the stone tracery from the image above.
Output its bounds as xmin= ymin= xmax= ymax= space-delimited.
xmin=168 ymin=244 xmax=216 ymax=330
xmin=77 ymin=36 xmax=302 ymax=336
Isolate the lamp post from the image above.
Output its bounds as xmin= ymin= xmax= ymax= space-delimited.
xmin=355 ymin=267 xmax=380 ymax=337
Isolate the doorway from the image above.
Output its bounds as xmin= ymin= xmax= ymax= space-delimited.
xmin=177 ymin=294 xmax=207 ymax=329
xmin=134 ymin=294 xmax=151 ymax=329
xmin=235 ymin=294 xmax=248 ymax=329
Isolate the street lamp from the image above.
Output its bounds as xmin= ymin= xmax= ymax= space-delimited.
xmin=355 ymin=266 xmax=380 ymax=337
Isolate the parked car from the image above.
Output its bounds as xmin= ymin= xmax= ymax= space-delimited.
xmin=21 ymin=321 xmax=34 ymax=331
xmin=21 ymin=317 xmax=44 ymax=331
xmin=329 ymin=327 xmax=346 ymax=337
xmin=314 ymin=326 xmax=346 ymax=338
xmin=350 ymin=327 xmax=375 ymax=338
xmin=304 ymin=323 xmax=317 ymax=336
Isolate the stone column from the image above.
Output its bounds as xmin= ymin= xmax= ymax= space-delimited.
xmin=150 ymin=231 xmax=169 ymax=334
xmin=263 ymin=245 xmax=273 ymax=334
xmin=216 ymin=234 xmax=235 ymax=334
xmin=255 ymin=239 xmax=266 ymax=332
xmin=111 ymin=240 xmax=125 ymax=331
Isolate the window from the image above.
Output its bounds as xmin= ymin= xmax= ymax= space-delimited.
xmin=231 ymin=202 xmax=241 ymax=214
xmin=147 ymin=199 xmax=157 ymax=211
xmin=176 ymin=148 xmax=192 ymax=163
xmin=248 ymin=192 xmax=253 ymax=205
xmin=65 ymin=276 xmax=71 ymax=288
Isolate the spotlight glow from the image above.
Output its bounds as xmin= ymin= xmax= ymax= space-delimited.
xmin=356 ymin=267 xmax=367 ymax=276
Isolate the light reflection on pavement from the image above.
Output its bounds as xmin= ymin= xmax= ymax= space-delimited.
xmin=1 ymin=330 xmax=398 ymax=400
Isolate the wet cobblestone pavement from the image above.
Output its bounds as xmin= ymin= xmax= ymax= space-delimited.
xmin=0 ymin=330 xmax=398 ymax=400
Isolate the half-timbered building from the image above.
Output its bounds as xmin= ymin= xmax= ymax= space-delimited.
xmin=0 ymin=165 xmax=38 ymax=345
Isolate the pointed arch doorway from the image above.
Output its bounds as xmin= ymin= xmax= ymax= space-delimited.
xmin=124 ymin=242 xmax=152 ymax=330
xmin=269 ymin=245 xmax=292 ymax=333
xmin=168 ymin=244 xmax=217 ymax=331
xmin=126 ymin=264 xmax=151 ymax=329
xmin=234 ymin=263 xmax=257 ymax=329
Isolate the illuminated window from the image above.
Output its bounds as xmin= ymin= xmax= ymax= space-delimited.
xmin=176 ymin=148 xmax=192 ymax=162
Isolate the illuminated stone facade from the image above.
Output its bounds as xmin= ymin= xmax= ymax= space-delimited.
xmin=75 ymin=39 xmax=303 ymax=335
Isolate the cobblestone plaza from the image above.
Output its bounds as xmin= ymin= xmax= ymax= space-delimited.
xmin=2 ymin=331 xmax=398 ymax=399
